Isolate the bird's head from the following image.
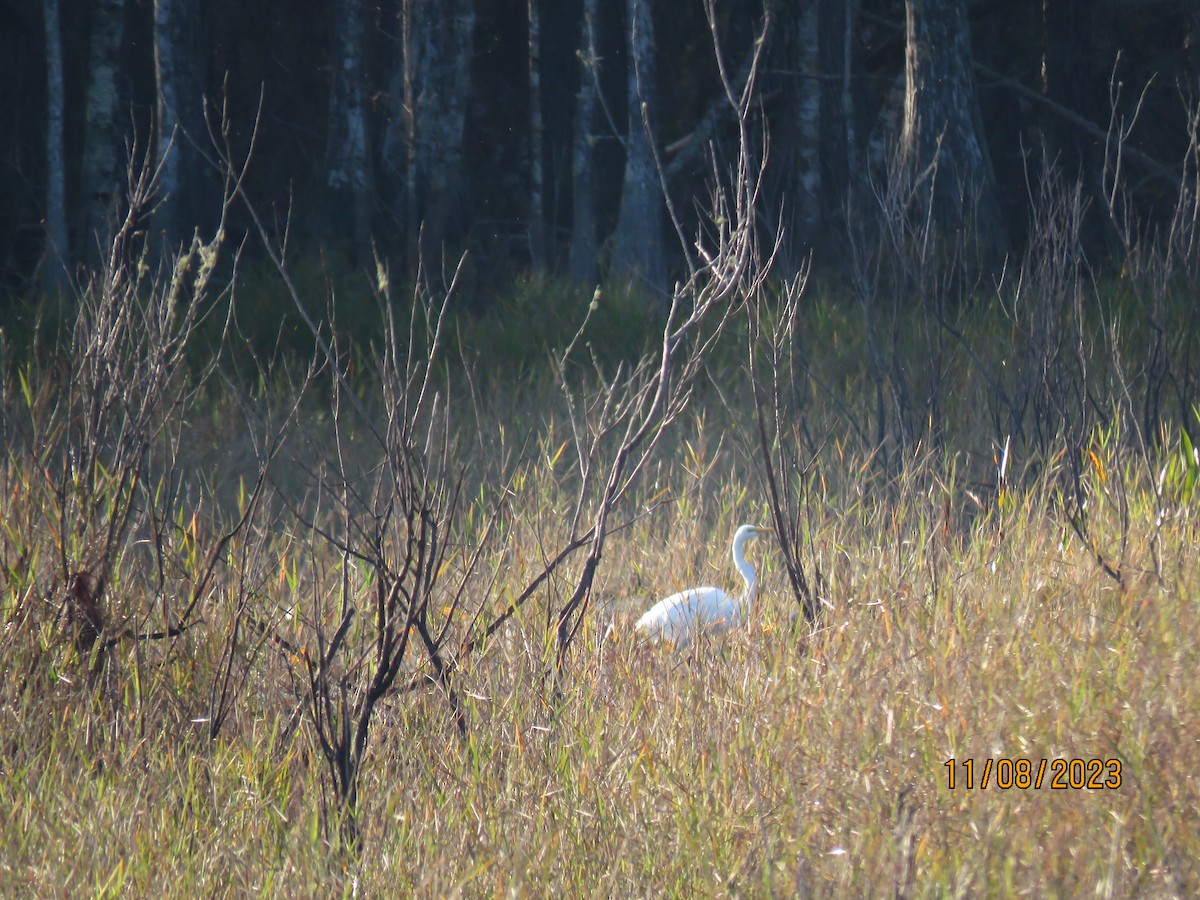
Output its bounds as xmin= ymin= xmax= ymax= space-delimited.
xmin=731 ymin=524 xmax=772 ymax=562
xmin=734 ymin=524 xmax=772 ymax=542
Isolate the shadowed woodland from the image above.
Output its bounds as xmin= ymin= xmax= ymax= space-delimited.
xmin=5 ymin=0 xmax=1200 ymax=294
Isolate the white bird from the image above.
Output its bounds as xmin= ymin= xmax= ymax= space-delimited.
xmin=634 ymin=524 xmax=772 ymax=647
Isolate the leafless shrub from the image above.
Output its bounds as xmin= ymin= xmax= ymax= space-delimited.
xmin=405 ymin=1 xmax=777 ymax=683
xmin=827 ymin=71 xmax=1200 ymax=593
xmin=954 ymin=80 xmax=1200 ymax=587
xmin=746 ymin=268 xmax=827 ymax=625
xmin=1002 ymin=165 xmax=1094 ymax=456
xmin=843 ymin=147 xmax=982 ymax=474
xmin=0 ymin=143 xmax=283 ymax=704
xmin=1102 ymin=83 xmax=1200 ymax=451
xmin=235 ymin=244 xmax=473 ymax=845
xmin=219 ymin=3 xmax=779 ymax=846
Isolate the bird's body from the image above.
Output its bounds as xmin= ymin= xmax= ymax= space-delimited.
xmin=634 ymin=524 xmax=769 ymax=647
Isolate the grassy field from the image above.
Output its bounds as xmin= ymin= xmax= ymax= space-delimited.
xmin=2 ymin=225 xmax=1199 ymax=896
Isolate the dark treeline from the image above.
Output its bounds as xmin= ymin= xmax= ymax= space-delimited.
xmin=5 ymin=0 xmax=1200 ymax=301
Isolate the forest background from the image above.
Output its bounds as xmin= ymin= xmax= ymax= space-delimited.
xmin=5 ymin=0 xmax=1200 ymax=302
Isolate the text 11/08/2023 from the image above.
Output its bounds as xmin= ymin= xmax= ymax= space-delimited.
xmin=944 ymin=758 xmax=1122 ymax=790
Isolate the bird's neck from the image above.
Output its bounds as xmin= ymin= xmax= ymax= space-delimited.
xmin=732 ymin=533 xmax=758 ymax=608
xmin=737 ymin=559 xmax=757 ymax=605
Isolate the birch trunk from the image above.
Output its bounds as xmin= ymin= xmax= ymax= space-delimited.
xmin=568 ymin=0 xmax=599 ymax=285
xmin=381 ymin=0 xmax=417 ymax=261
xmin=817 ymin=0 xmax=859 ymax=228
xmin=154 ymin=0 xmax=205 ymax=252
xmin=528 ymin=0 xmax=546 ymax=270
xmin=613 ymin=0 xmax=666 ymax=299
xmin=327 ymin=0 xmax=373 ymax=262
xmin=43 ymin=0 xmax=70 ymax=290
xmin=81 ymin=0 xmax=125 ymax=260
xmin=899 ymin=0 xmax=1006 ymax=264
xmin=795 ymin=0 xmax=821 ymax=243
xmin=382 ymin=0 xmax=476 ymax=268
xmin=154 ymin=0 xmax=181 ymax=249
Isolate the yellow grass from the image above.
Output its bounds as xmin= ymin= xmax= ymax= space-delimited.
xmin=2 ymin=370 xmax=1197 ymax=897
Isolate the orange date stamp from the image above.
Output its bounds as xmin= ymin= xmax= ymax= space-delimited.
xmin=944 ymin=758 xmax=1122 ymax=790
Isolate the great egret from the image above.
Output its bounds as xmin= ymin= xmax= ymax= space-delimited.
xmin=634 ymin=524 xmax=772 ymax=647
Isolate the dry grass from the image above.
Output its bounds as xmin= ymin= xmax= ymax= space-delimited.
xmin=2 ymin=333 xmax=1198 ymax=897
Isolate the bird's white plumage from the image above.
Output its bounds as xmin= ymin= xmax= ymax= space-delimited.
xmin=634 ymin=524 xmax=769 ymax=647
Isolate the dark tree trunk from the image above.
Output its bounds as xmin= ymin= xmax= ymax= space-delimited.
xmin=383 ymin=0 xmax=476 ymax=270
xmin=381 ymin=1 xmax=416 ymax=262
xmin=868 ymin=72 xmax=905 ymax=185
xmin=794 ymin=0 xmax=821 ymax=245
xmin=327 ymin=0 xmax=374 ymax=263
xmin=764 ymin=0 xmax=823 ymax=272
xmin=898 ymin=0 xmax=1007 ymax=266
xmin=613 ymin=0 xmax=666 ymax=300
xmin=568 ymin=0 xmax=600 ymax=285
xmin=154 ymin=0 xmax=207 ymax=253
xmin=80 ymin=0 xmax=126 ymax=264
xmin=528 ymin=0 xmax=546 ymax=271
xmin=43 ymin=0 xmax=70 ymax=291
xmin=817 ymin=0 xmax=859 ymax=235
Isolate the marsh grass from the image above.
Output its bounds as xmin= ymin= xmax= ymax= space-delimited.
xmin=5 ymin=115 xmax=1200 ymax=889
xmin=3 ymin=267 xmax=1199 ymax=895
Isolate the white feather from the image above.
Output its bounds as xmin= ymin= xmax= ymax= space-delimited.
xmin=634 ymin=524 xmax=770 ymax=647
